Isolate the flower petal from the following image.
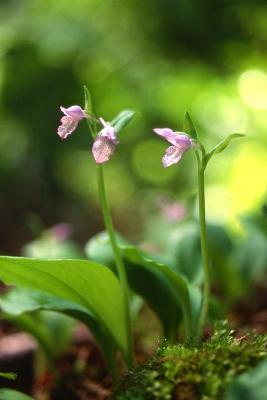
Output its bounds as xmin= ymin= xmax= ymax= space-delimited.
xmin=57 ymin=116 xmax=79 ymax=140
xmin=92 ymin=136 xmax=116 ymax=164
xmin=60 ymin=106 xmax=85 ymax=121
xmin=162 ymin=145 xmax=183 ymax=168
xmin=99 ymin=118 xmax=117 ymax=142
xmin=153 ymin=128 xmax=192 ymax=149
xmin=101 ymin=126 xmax=118 ymax=142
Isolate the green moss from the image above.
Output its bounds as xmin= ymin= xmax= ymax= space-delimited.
xmin=112 ymin=323 xmax=267 ymax=400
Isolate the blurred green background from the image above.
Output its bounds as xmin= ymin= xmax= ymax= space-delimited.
xmin=0 ymin=0 xmax=267 ymax=253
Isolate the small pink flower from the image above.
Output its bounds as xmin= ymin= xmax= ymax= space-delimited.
xmin=57 ymin=105 xmax=86 ymax=140
xmin=157 ymin=197 xmax=187 ymax=221
xmin=92 ymin=118 xmax=118 ymax=164
xmin=49 ymin=223 xmax=73 ymax=240
xmin=153 ymin=128 xmax=192 ymax=167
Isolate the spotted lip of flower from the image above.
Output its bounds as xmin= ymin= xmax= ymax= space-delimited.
xmin=92 ymin=118 xmax=118 ymax=164
xmin=57 ymin=105 xmax=86 ymax=140
xmin=153 ymin=128 xmax=192 ymax=168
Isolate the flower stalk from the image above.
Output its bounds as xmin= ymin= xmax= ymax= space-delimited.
xmin=97 ymin=164 xmax=133 ymax=368
xmin=81 ymin=87 xmax=134 ymax=367
xmin=195 ymin=152 xmax=211 ymax=339
xmin=152 ymin=120 xmax=213 ymax=340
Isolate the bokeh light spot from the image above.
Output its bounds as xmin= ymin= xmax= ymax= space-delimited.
xmin=229 ymin=143 xmax=267 ymax=213
xmin=238 ymin=70 xmax=267 ymax=109
xmin=196 ymin=94 xmax=247 ymax=136
xmin=132 ymin=140 xmax=177 ymax=185
xmin=204 ymin=185 xmax=233 ymax=223
xmin=55 ymin=150 xmax=134 ymax=206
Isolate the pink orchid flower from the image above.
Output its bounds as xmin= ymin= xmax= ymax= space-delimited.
xmin=153 ymin=128 xmax=193 ymax=167
xmin=92 ymin=118 xmax=118 ymax=164
xmin=57 ymin=105 xmax=86 ymax=140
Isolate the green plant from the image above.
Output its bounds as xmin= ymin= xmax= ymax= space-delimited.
xmin=112 ymin=324 xmax=267 ymax=400
xmin=0 ymin=373 xmax=33 ymax=400
xmin=0 ymin=389 xmax=34 ymax=400
xmin=0 ymin=91 xmax=245 ymax=382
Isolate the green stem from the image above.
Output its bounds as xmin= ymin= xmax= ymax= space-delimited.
xmin=97 ymin=164 xmax=133 ymax=368
xmin=195 ymin=155 xmax=211 ymax=339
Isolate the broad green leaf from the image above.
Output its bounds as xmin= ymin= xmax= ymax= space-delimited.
xmin=0 ymin=275 xmax=123 ymax=376
xmin=206 ymin=133 xmax=245 ymax=163
xmin=0 ymin=287 xmax=116 ymax=370
xmin=111 ymin=110 xmax=135 ymax=133
xmin=0 ymin=257 xmax=127 ymax=357
xmin=224 ymin=358 xmax=267 ymax=400
xmin=2 ymin=295 xmax=75 ymax=362
xmin=157 ymin=219 xmax=241 ymax=305
xmin=0 ymin=390 xmax=33 ymax=400
xmin=6 ymin=313 xmax=68 ymax=363
xmin=183 ymin=111 xmax=197 ymax=139
xmin=86 ymin=232 xmax=193 ymax=338
xmin=0 ymin=372 xmax=17 ymax=380
xmin=86 ymin=231 xmax=126 ymax=266
xmin=123 ymin=246 xmax=193 ymax=337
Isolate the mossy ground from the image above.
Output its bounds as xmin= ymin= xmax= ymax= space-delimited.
xmin=112 ymin=323 xmax=267 ymax=400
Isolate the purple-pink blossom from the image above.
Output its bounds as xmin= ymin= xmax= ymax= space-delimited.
xmin=153 ymin=128 xmax=192 ymax=167
xmin=49 ymin=223 xmax=73 ymax=241
xmin=57 ymin=105 xmax=86 ymax=140
xmin=157 ymin=197 xmax=187 ymax=221
xmin=92 ymin=118 xmax=118 ymax=164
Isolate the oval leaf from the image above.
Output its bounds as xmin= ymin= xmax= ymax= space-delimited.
xmin=0 ymin=287 xmax=117 ymax=371
xmin=0 ymin=257 xmax=127 ymax=356
xmin=111 ymin=110 xmax=135 ymax=133
xmin=122 ymin=246 xmax=193 ymax=338
xmin=86 ymin=232 xmax=193 ymax=338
